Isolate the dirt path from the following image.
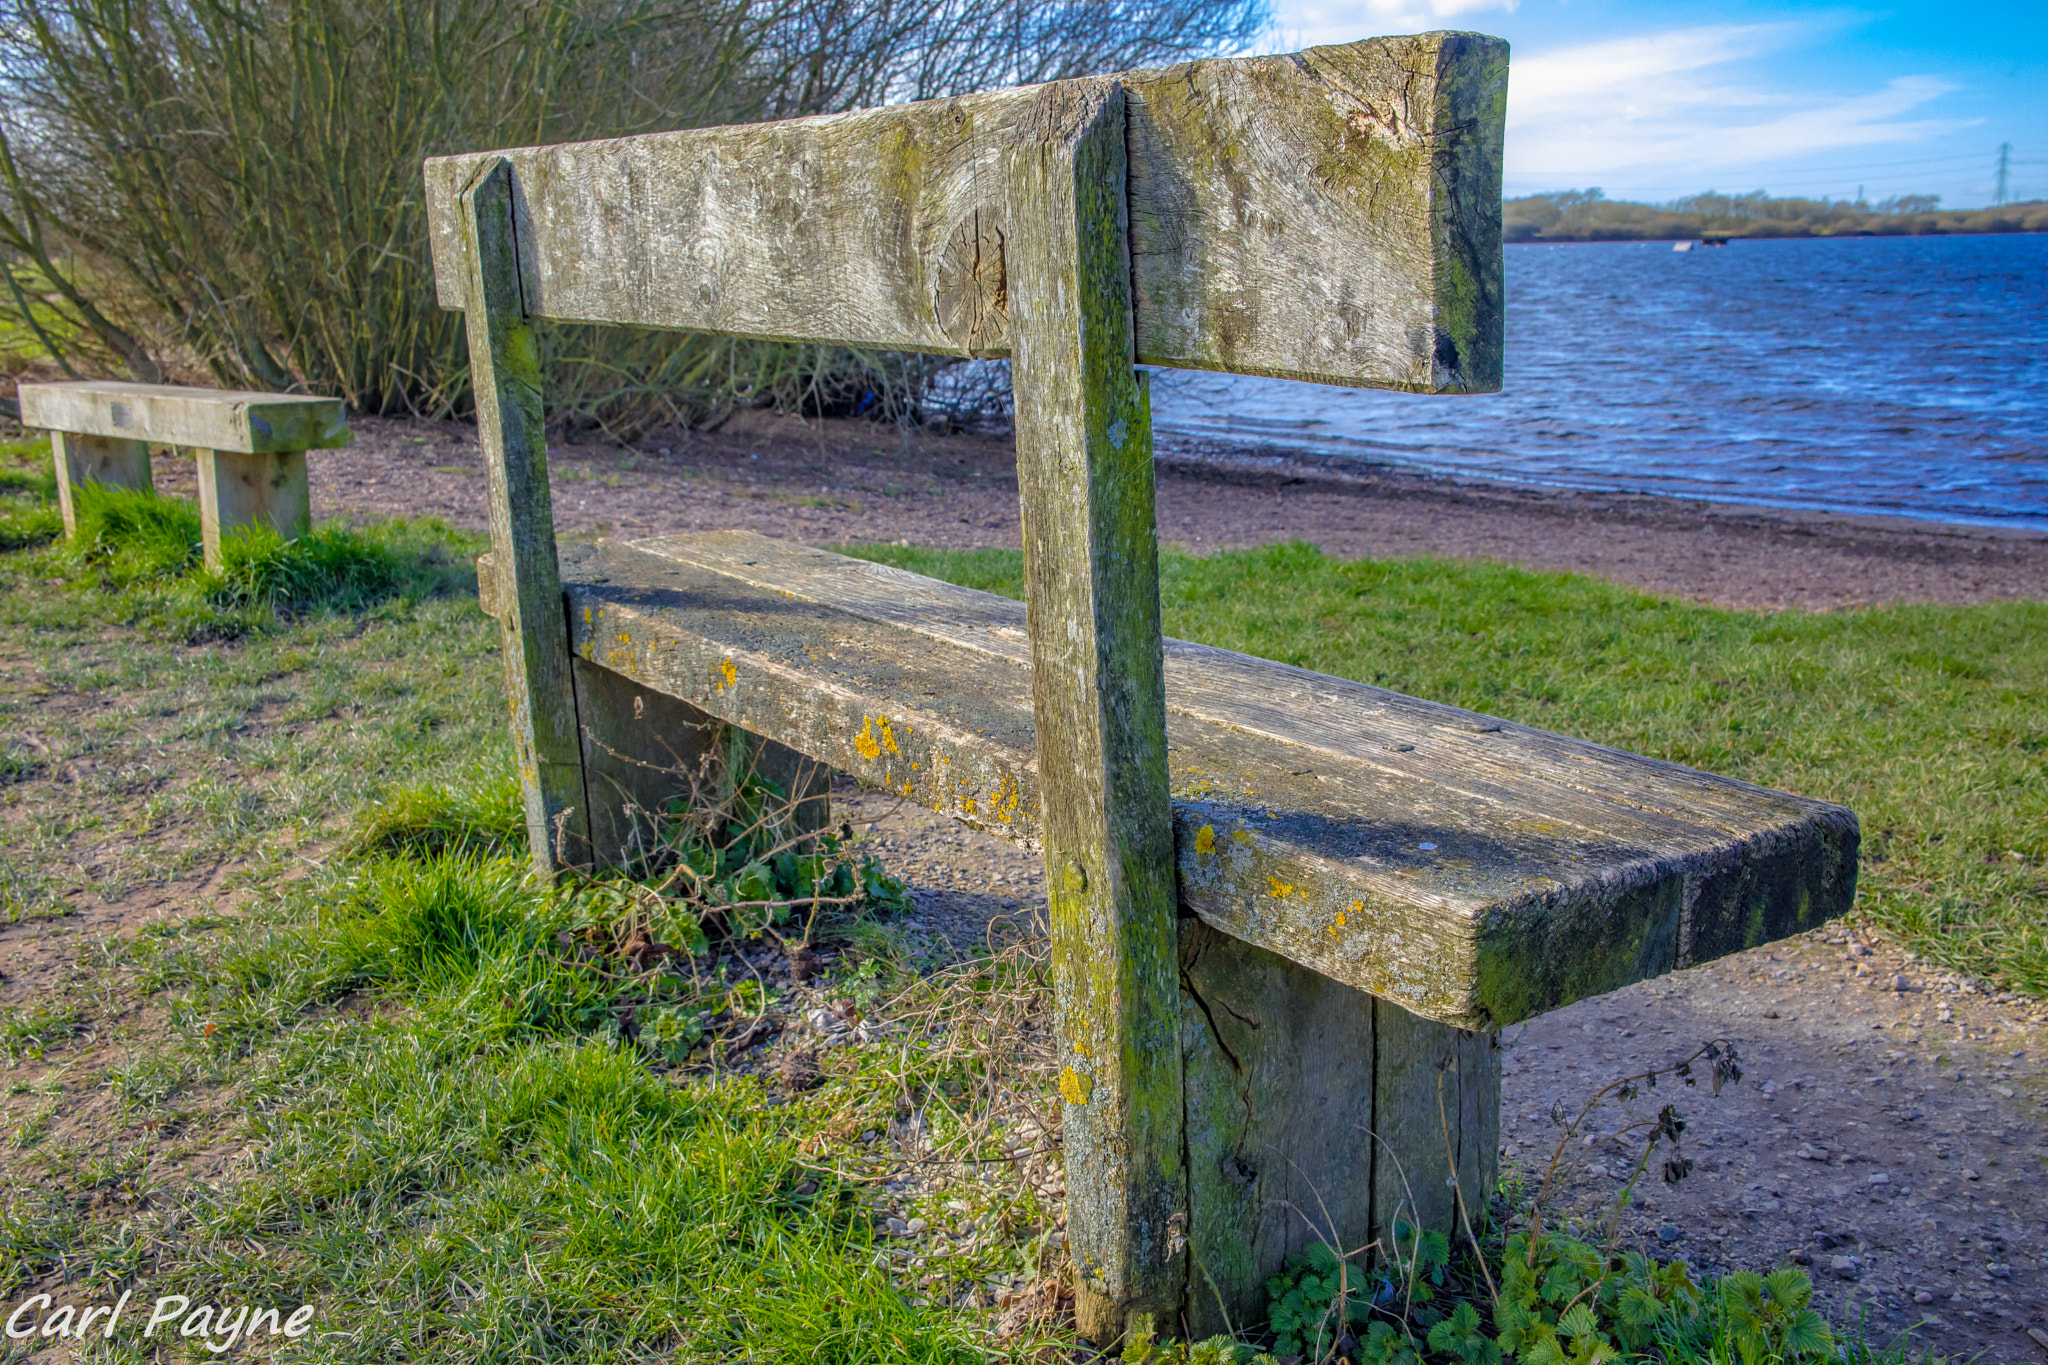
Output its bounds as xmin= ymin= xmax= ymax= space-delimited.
xmin=142 ymin=410 xmax=2048 ymax=614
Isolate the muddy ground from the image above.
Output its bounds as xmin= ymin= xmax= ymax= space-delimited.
xmin=36 ymin=411 xmax=2048 ymax=1360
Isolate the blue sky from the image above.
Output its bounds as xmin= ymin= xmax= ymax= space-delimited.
xmin=1258 ymin=1 xmax=2047 ymax=208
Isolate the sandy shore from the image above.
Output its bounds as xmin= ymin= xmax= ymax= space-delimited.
xmin=146 ymin=410 xmax=2048 ymax=612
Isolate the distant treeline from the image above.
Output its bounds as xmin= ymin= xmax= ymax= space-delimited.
xmin=1507 ymin=189 xmax=2048 ymax=243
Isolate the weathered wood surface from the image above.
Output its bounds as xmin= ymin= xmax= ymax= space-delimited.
xmin=1006 ymin=83 xmax=1184 ymax=1341
xmin=460 ymin=159 xmax=591 ymax=871
xmin=422 ymin=32 xmax=1507 ymax=394
xmin=555 ymin=530 xmax=1858 ymax=1030
xmin=1180 ymin=921 xmax=1498 ymax=1335
xmin=51 ymin=432 xmax=151 ymax=536
xmin=195 ymin=449 xmax=311 ymax=570
xmin=19 ymin=381 xmax=349 ymax=454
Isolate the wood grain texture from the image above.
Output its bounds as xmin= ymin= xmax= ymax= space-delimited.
xmin=1180 ymin=926 xmax=1497 ymax=1328
xmin=51 ymin=432 xmax=151 ymax=537
xmin=558 ymin=531 xmax=1859 ymax=1030
xmin=1006 ymin=82 xmax=1186 ymax=1341
xmin=461 ymin=158 xmax=591 ymax=872
xmin=195 ymin=449 xmax=311 ymax=571
xmin=1368 ymin=1001 xmax=1497 ymax=1264
xmin=1181 ymin=920 xmax=1376 ymax=1335
xmin=421 ymin=31 xmax=1507 ymax=394
xmin=19 ymin=381 xmax=349 ymax=454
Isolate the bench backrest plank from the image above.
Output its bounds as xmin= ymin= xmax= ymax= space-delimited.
xmin=19 ymin=381 xmax=350 ymax=454
xmin=424 ymin=33 xmax=1507 ymax=395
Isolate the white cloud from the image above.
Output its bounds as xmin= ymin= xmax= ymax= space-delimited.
xmin=1270 ymin=0 xmax=1517 ymax=49
xmin=1506 ymin=23 xmax=1974 ymax=190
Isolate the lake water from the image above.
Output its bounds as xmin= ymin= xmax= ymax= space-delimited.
xmin=1147 ymin=234 xmax=2048 ymax=532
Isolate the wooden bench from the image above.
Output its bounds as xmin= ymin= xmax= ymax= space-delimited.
xmin=424 ymin=31 xmax=1858 ymax=1344
xmin=17 ymin=381 xmax=350 ymax=569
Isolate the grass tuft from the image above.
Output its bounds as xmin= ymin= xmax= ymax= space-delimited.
xmin=199 ymin=521 xmax=403 ymax=614
xmin=65 ymin=481 xmax=204 ymax=582
xmin=351 ymin=766 xmax=528 ymax=861
xmin=0 ymin=503 xmax=61 ymax=551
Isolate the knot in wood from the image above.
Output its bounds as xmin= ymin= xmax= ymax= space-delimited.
xmin=933 ymin=208 xmax=1008 ymax=356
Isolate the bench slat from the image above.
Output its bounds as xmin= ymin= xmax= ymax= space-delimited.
xmin=18 ymin=382 xmax=349 ymax=455
xmin=423 ymin=32 xmax=1506 ymax=395
xmin=559 ymin=532 xmax=1857 ymax=1028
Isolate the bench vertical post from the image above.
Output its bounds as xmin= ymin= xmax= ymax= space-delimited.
xmin=195 ymin=448 xmax=311 ymax=570
xmin=459 ymin=158 xmax=591 ymax=871
xmin=1006 ymin=82 xmax=1186 ymax=1344
xmin=51 ymin=432 xmax=152 ymax=537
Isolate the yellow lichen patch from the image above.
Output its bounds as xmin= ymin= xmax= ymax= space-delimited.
xmin=719 ymin=657 xmax=738 ymax=690
xmin=1328 ymin=902 xmax=1357 ymax=937
xmin=962 ymin=795 xmax=978 ymax=814
xmin=1059 ymin=1067 xmax=1093 ymax=1106
xmin=854 ymin=719 xmax=881 ymax=761
xmin=900 ymin=781 xmax=915 ymax=796
xmin=1267 ymin=876 xmax=1294 ymax=899
xmin=1194 ymin=824 xmax=1216 ymax=856
xmin=1231 ymin=829 xmax=1255 ymax=844
xmin=1073 ymin=1040 xmax=1091 ymax=1059
xmin=879 ymin=720 xmax=899 ymax=754
xmin=994 ymin=774 xmax=1022 ymax=820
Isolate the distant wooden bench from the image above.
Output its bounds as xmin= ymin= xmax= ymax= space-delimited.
xmin=17 ymin=381 xmax=350 ymax=570
xmin=426 ymin=32 xmax=1857 ymax=1345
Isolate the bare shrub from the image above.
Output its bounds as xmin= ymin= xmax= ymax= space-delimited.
xmin=0 ymin=0 xmax=1266 ymax=433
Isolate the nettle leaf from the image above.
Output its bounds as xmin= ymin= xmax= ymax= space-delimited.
xmin=1782 ymin=1308 xmax=1833 ymax=1355
xmin=1556 ymin=1302 xmax=1600 ymax=1339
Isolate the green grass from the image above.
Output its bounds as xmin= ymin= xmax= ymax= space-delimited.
xmin=843 ymin=542 xmax=2048 ymax=999
xmin=6 ymin=836 xmax=1051 ymax=1362
xmin=0 ymin=481 xmax=504 ymax=921
xmin=0 ymin=510 xmax=1995 ymax=1364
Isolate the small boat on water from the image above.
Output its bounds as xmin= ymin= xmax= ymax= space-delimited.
xmin=1673 ymin=240 xmax=1696 ymax=251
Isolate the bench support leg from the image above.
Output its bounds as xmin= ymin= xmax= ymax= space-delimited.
xmin=51 ymin=432 xmax=152 ymax=538
xmin=460 ymin=157 xmax=591 ymax=872
xmin=571 ymin=657 xmax=831 ymax=873
xmin=196 ymin=448 xmax=311 ymax=570
xmin=1181 ymin=921 xmax=1500 ymax=1336
xmin=1007 ymin=81 xmax=1185 ymax=1345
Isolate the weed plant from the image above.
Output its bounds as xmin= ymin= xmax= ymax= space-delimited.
xmin=848 ymin=541 xmax=2048 ymax=998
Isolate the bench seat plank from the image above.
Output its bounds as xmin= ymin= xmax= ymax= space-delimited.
xmin=18 ymin=381 xmax=350 ymax=454
xmin=556 ymin=532 xmax=1856 ymax=1028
